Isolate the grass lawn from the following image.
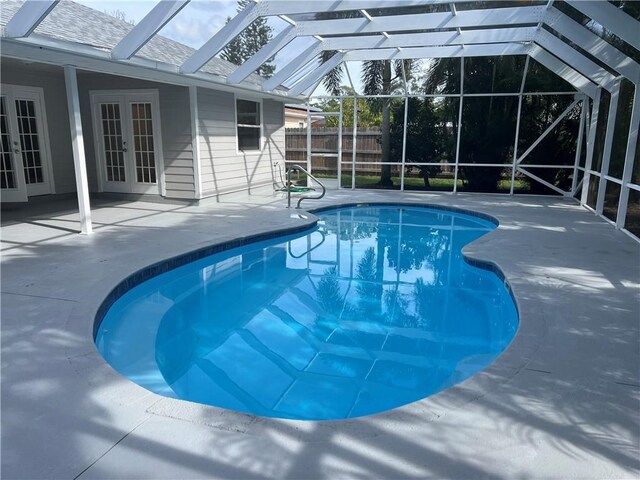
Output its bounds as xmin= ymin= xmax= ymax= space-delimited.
xmin=312 ymin=173 xmax=531 ymax=193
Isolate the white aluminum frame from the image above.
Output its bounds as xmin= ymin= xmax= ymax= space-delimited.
xmin=3 ymin=0 xmax=640 ymax=238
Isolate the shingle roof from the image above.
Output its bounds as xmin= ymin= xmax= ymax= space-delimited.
xmin=0 ymin=0 xmax=278 ymax=90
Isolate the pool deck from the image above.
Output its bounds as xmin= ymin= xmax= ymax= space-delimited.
xmin=2 ymin=188 xmax=639 ymax=479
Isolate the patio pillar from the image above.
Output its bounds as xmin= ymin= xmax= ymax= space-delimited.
xmin=63 ymin=65 xmax=93 ymax=235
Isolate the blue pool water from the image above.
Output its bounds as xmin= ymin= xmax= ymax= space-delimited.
xmin=96 ymin=205 xmax=518 ymax=420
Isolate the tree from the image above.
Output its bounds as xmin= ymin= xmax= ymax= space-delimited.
xmin=321 ymin=56 xmax=416 ymax=187
xmin=105 ymin=9 xmax=135 ymax=25
xmin=317 ymin=7 xmax=425 ymax=187
xmin=425 ymin=56 xmax=525 ymax=192
xmin=221 ymin=0 xmax=275 ymax=78
xmin=317 ymin=88 xmax=382 ymax=128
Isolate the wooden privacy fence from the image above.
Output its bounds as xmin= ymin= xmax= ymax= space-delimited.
xmin=286 ymin=127 xmax=401 ymax=175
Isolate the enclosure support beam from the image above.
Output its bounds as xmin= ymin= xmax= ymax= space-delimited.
xmin=516 ymin=98 xmax=580 ymax=165
xmin=453 ymin=58 xmax=464 ymax=193
xmin=566 ymin=0 xmax=640 ymax=52
xmin=338 ymin=97 xmax=343 ymax=189
xmin=306 ymin=102 xmax=312 ymax=180
xmin=400 ymin=61 xmax=409 ymax=191
xmin=352 ymin=95 xmax=358 ymax=190
xmin=4 ymin=0 xmax=58 ymax=38
xmin=517 ymin=167 xmax=567 ymax=196
xmin=261 ymin=41 xmax=322 ymax=92
xmin=289 ymin=53 xmax=346 ymax=97
xmin=581 ymin=87 xmax=602 ymax=206
xmin=189 ymin=86 xmax=202 ymax=199
xmin=596 ymin=79 xmax=621 ymax=215
xmin=228 ymin=25 xmax=296 ymax=84
xmin=571 ymin=97 xmax=587 ymax=196
xmin=616 ymin=84 xmax=640 ymax=229
xmin=400 ymin=96 xmax=409 ymax=192
xmin=63 ymin=65 xmax=92 ymax=235
xmin=111 ymin=0 xmax=189 ymax=60
xmin=180 ymin=2 xmax=258 ymax=73
xmin=511 ymin=56 xmax=530 ymax=195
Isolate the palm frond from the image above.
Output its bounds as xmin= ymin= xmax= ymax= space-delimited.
xmin=362 ymin=60 xmax=384 ymax=95
xmin=320 ymin=50 xmax=343 ymax=96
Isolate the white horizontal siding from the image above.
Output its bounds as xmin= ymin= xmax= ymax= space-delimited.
xmin=197 ymin=88 xmax=284 ymax=197
xmin=77 ymin=73 xmax=196 ymax=200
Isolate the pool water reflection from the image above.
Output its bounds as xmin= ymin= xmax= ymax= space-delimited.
xmin=96 ymin=206 xmax=518 ymax=420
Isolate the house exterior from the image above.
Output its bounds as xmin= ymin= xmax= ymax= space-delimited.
xmin=284 ymin=104 xmax=325 ymax=129
xmin=0 ymin=0 xmax=288 ymax=210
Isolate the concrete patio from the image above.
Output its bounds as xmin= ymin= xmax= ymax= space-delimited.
xmin=2 ymin=188 xmax=639 ymax=479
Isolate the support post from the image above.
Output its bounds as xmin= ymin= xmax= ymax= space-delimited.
xmin=189 ymin=86 xmax=202 ymax=199
xmin=616 ymin=84 xmax=640 ymax=229
xmin=511 ymin=56 xmax=530 ymax=195
xmin=337 ymin=97 xmax=343 ymax=189
xmin=596 ymin=79 xmax=621 ymax=215
xmin=400 ymin=61 xmax=408 ymax=192
xmin=63 ymin=65 xmax=92 ymax=234
xmin=453 ymin=58 xmax=464 ymax=193
xmin=306 ymin=100 xmax=312 ymax=186
xmin=352 ymin=95 xmax=358 ymax=189
xmin=571 ymin=96 xmax=587 ymax=196
xmin=581 ymin=87 xmax=602 ymax=206
xmin=400 ymin=95 xmax=409 ymax=191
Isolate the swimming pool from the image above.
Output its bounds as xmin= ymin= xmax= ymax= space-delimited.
xmin=96 ymin=205 xmax=518 ymax=420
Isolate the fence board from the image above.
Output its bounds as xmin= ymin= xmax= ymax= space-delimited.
xmin=286 ymin=127 xmax=399 ymax=175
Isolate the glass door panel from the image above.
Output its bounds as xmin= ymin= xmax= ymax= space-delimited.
xmin=0 ymin=94 xmax=27 ymax=202
xmin=0 ymin=97 xmax=16 ymax=190
xmin=130 ymin=102 xmax=156 ymax=185
xmin=99 ymin=103 xmax=127 ymax=185
xmin=15 ymin=99 xmax=44 ymax=188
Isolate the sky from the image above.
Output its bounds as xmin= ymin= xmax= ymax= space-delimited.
xmin=76 ymin=0 xmax=356 ymax=96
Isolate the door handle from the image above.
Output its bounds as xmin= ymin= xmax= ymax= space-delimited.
xmin=13 ymin=149 xmax=20 ymax=154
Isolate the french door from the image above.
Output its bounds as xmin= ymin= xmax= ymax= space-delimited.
xmin=91 ymin=91 xmax=163 ymax=195
xmin=0 ymin=85 xmax=53 ymax=202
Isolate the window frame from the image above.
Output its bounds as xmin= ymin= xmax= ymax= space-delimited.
xmin=234 ymin=94 xmax=264 ymax=154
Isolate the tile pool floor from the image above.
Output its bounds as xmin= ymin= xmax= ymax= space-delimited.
xmin=2 ymin=188 xmax=639 ymax=479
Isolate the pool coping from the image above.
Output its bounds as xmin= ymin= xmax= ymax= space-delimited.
xmin=85 ymin=201 xmax=537 ymax=437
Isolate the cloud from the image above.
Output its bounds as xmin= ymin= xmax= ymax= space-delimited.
xmin=157 ymin=1 xmax=236 ymax=48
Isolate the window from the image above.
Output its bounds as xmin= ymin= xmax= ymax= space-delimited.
xmin=236 ymin=99 xmax=261 ymax=151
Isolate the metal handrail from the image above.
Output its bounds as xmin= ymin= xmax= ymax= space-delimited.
xmin=287 ymin=229 xmax=326 ymax=259
xmin=286 ymin=164 xmax=326 ymax=209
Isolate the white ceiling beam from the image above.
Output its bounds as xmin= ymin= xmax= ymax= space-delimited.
xmin=227 ymin=24 xmax=296 ymax=84
xmin=4 ymin=0 xmax=58 ymax=38
xmin=257 ymin=0 xmax=459 ymax=17
xmin=293 ymin=6 xmax=545 ymax=37
xmin=565 ymin=0 xmax=640 ymax=52
xmin=535 ymin=29 xmax=618 ymax=91
xmin=111 ymin=1 xmax=189 ymax=60
xmin=287 ymin=43 xmax=532 ymax=97
xmin=288 ymin=52 xmax=346 ymax=97
xmin=255 ymin=28 xmax=535 ymax=91
xmin=179 ymin=0 xmax=440 ymax=73
xmin=344 ymin=43 xmax=529 ymax=62
xmin=529 ymin=45 xmax=597 ymax=98
xmin=227 ymin=7 xmax=543 ymax=84
xmin=544 ymin=7 xmax=640 ymax=84
xmin=261 ymin=40 xmax=323 ymax=91
xmin=180 ymin=1 xmax=259 ymax=74
xmin=323 ymin=27 xmax=537 ymax=50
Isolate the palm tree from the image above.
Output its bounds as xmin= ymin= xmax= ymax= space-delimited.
xmin=321 ymin=55 xmax=415 ymax=187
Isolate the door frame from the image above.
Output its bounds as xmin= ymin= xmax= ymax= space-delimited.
xmin=0 ymin=84 xmax=55 ymax=201
xmin=90 ymin=89 xmax=165 ymax=196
